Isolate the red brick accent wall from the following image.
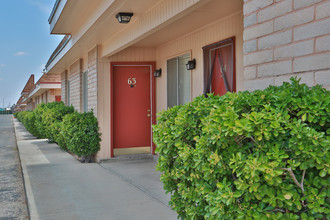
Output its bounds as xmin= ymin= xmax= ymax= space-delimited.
xmin=243 ymin=0 xmax=330 ymax=90
xmin=69 ymin=59 xmax=83 ymax=112
xmin=87 ymin=46 xmax=98 ymax=116
xmin=43 ymin=74 xmax=61 ymax=83
xmin=22 ymin=74 xmax=35 ymax=94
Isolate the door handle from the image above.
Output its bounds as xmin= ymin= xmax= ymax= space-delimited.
xmin=147 ymin=114 xmax=151 ymax=117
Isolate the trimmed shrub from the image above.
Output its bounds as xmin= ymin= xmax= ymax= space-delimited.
xmin=153 ymin=78 xmax=330 ymax=219
xmin=61 ymin=111 xmax=101 ymax=162
xmin=14 ymin=102 xmax=100 ymax=162
xmin=52 ymin=121 xmax=67 ymax=150
xmin=14 ymin=111 xmax=26 ymax=122
xmin=17 ymin=111 xmax=29 ymax=123
xmin=33 ymin=103 xmax=47 ymax=138
xmin=42 ymin=102 xmax=74 ymax=143
xmin=16 ymin=111 xmax=38 ymax=136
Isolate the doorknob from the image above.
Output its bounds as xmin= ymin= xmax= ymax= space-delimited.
xmin=147 ymin=114 xmax=151 ymax=117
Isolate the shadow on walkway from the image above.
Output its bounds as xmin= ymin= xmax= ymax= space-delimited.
xmin=13 ymin=117 xmax=176 ymax=220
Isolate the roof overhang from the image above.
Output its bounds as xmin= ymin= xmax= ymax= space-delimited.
xmin=21 ymin=91 xmax=29 ymax=96
xmin=21 ymin=97 xmax=29 ymax=104
xmin=46 ymin=0 xmax=243 ymax=74
xmin=49 ymin=0 xmax=109 ymax=34
xmin=28 ymin=83 xmax=61 ymax=99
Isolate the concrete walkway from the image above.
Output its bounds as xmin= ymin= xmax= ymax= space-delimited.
xmin=0 ymin=115 xmax=29 ymax=219
xmin=13 ymin=118 xmax=177 ymax=220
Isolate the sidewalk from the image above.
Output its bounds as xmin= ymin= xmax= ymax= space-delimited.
xmin=13 ymin=118 xmax=177 ymax=220
xmin=0 ymin=115 xmax=29 ymax=219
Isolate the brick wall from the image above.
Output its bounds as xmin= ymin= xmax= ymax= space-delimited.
xmin=22 ymin=74 xmax=35 ymax=93
xmin=43 ymin=74 xmax=61 ymax=82
xmin=87 ymin=46 xmax=98 ymax=116
xmin=61 ymin=71 xmax=68 ymax=105
xmin=243 ymin=0 xmax=330 ymax=90
xmin=69 ymin=59 xmax=83 ymax=112
xmin=60 ymin=47 xmax=97 ymax=114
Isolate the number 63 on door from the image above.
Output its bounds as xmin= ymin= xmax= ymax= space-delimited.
xmin=128 ymin=78 xmax=136 ymax=85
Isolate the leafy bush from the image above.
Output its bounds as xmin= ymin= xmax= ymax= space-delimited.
xmin=14 ymin=102 xmax=100 ymax=162
xmin=16 ymin=111 xmax=30 ymax=127
xmin=14 ymin=111 xmax=26 ymax=122
xmin=52 ymin=121 xmax=67 ymax=150
xmin=61 ymin=111 xmax=101 ymax=161
xmin=42 ymin=102 xmax=74 ymax=143
xmin=33 ymin=103 xmax=48 ymax=138
xmin=153 ymin=78 xmax=330 ymax=219
xmin=15 ymin=111 xmax=38 ymax=136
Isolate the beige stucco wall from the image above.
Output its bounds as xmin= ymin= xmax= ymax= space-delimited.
xmin=97 ymin=57 xmax=111 ymax=159
xmin=155 ymin=11 xmax=243 ymax=112
xmin=96 ymin=12 xmax=243 ymax=159
xmin=97 ymin=47 xmax=156 ymax=159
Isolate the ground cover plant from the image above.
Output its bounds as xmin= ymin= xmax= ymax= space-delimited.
xmin=153 ymin=78 xmax=329 ymax=219
xmin=14 ymin=102 xmax=101 ymax=162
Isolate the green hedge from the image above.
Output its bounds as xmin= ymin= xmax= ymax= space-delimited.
xmin=61 ymin=111 xmax=100 ymax=161
xmin=15 ymin=102 xmax=101 ymax=162
xmin=153 ymin=78 xmax=329 ymax=219
xmin=15 ymin=111 xmax=38 ymax=136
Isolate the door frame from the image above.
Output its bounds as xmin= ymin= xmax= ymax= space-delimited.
xmin=203 ymin=37 xmax=236 ymax=95
xmin=110 ymin=62 xmax=156 ymax=158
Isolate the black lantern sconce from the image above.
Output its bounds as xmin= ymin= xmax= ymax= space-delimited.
xmin=154 ymin=68 xmax=162 ymax=77
xmin=116 ymin=12 xmax=134 ymax=23
xmin=186 ymin=59 xmax=196 ymax=70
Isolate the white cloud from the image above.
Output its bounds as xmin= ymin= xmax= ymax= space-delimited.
xmin=15 ymin=51 xmax=28 ymax=56
xmin=0 ymin=78 xmax=3 ymax=81
xmin=26 ymin=0 xmax=52 ymax=14
xmin=0 ymin=64 xmax=5 ymax=67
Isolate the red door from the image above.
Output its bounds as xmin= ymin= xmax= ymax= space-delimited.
xmin=203 ymin=37 xmax=235 ymax=96
xmin=211 ymin=44 xmax=234 ymax=96
xmin=112 ymin=65 xmax=152 ymax=150
xmin=55 ymin=96 xmax=61 ymax=102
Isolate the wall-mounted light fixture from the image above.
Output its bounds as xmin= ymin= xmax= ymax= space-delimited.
xmin=116 ymin=12 xmax=134 ymax=23
xmin=186 ymin=59 xmax=196 ymax=70
xmin=154 ymin=68 xmax=162 ymax=77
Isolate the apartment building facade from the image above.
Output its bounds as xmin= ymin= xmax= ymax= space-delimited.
xmin=45 ymin=0 xmax=330 ymax=159
xmin=16 ymin=73 xmax=61 ymax=111
xmin=27 ymin=73 xmax=61 ymax=107
xmin=15 ymin=74 xmax=35 ymax=112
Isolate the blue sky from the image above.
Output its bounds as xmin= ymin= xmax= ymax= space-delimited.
xmin=0 ymin=0 xmax=63 ymax=107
